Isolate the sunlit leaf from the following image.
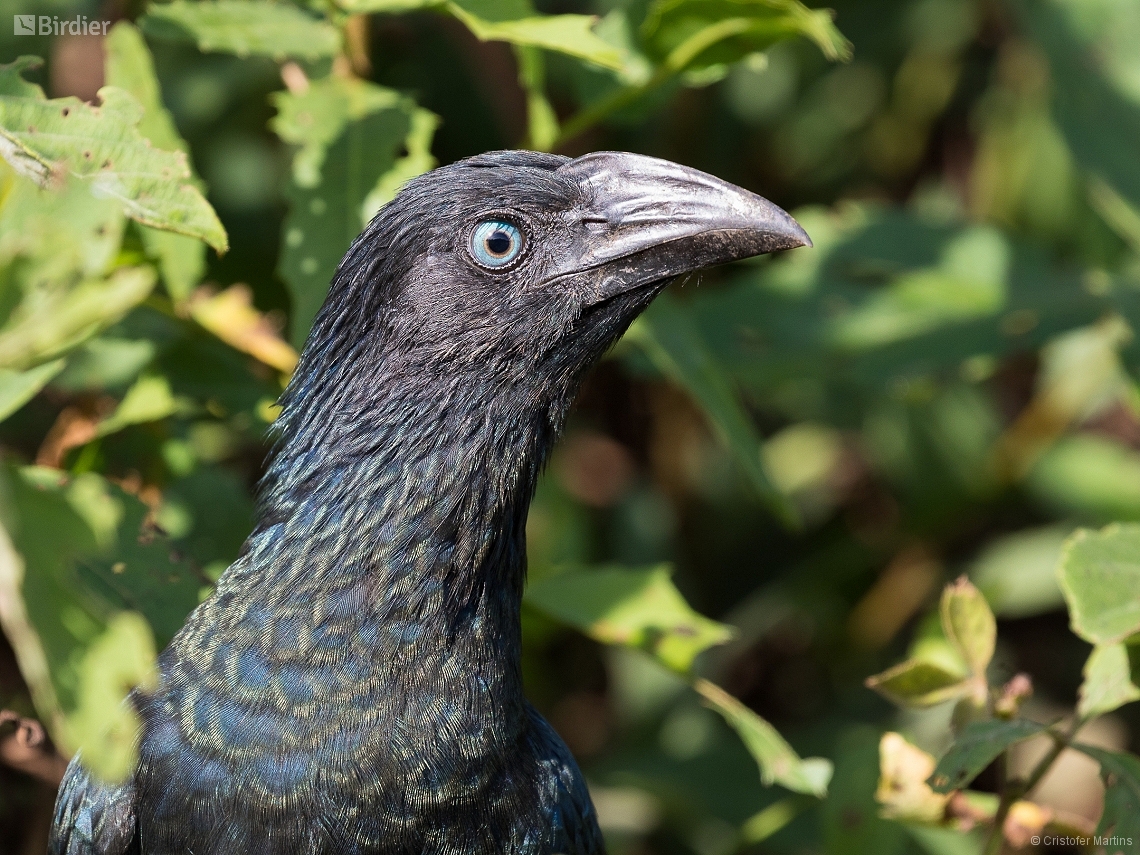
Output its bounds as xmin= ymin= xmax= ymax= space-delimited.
xmin=60 ymin=611 xmax=157 ymax=782
xmin=335 ymin=0 xmax=623 ymax=69
xmin=448 ymin=0 xmax=623 ymax=70
xmin=1078 ymin=640 xmax=1140 ymax=719
xmin=1058 ymin=524 xmax=1140 ymax=645
xmin=939 ymin=577 xmax=996 ymax=678
xmin=270 ymin=76 xmax=404 ymax=189
xmin=95 ymin=374 xmax=178 ymax=438
xmin=865 ymin=659 xmax=971 ymax=708
xmin=141 ymin=0 xmax=341 ymax=60
xmin=105 ymin=22 xmax=206 ymax=301
xmin=280 ymin=108 xmax=412 ymax=346
xmin=525 ymin=564 xmax=732 ymax=673
xmin=0 ymin=266 xmax=157 ymax=371
xmin=0 ymin=84 xmax=227 ymax=252
xmin=0 ymin=360 xmax=64 ymax=422
xmin=875 ymin=732 xmax=950 ymax=823
xmin=189 ymin=285 xmax=298 ymax=373
xmin=928 ymin=719 xmax=1048 ymax=794
xmin=696 ymin=678 xmax=832 ymax=796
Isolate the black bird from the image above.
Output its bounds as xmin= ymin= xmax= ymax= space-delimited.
xmin=50 ymin=150 xmax=810 ymax=855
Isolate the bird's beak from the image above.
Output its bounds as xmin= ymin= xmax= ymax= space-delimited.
xmin=553 ymin=151 xmax=811 ymax=300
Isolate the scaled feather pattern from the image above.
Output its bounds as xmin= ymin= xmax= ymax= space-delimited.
xmin=49 ymin=150 xmax=810 ymax=855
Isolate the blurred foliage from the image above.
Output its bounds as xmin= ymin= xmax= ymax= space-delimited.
xmin=1 ymin=0 xmax=1140 ymax=853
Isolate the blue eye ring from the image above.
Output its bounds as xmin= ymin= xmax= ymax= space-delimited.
xmin=469 ymin=219 xmax=524 ymax=269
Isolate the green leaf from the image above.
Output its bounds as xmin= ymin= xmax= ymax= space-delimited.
xmin=270 ymin=76 xmax=404 ymax=189
xmin=516 ymin=46 xmax=559 ymax=151
xmin=969 ymin=525 xmax=1070 ymax=619
xmin=0 ymin=56 xmax=46 ymax=98
xmin=640 ymin=0 xmax=851 ymax=73
xmin=632 ymin=294 xmax=797 ymax=526
xmin=95 ymin=374 xmax=178 ymax=438
xmin=1029 ymin=435 xmax=1140 ymax=522
xmin=0 ymin=466 xmax=199 ymax=763
xmin=927 ymin=719 xmax=1048 ymax=793
xmin=60 ymin=611 xmax=156 ymax=782
xmin=0 ymin=359 xmax=64 ymax=422
xmin=1078 ymin=640 xmax=1140 ymax=719
xmin=105 ymin=22 xmax=207 ymax=300
xmin=696 ymin=678 xmax=832 ymax=796
xmin=0 ymin=266 xmax=157 ymax=371
xmin=335 ymin=0 xmax=624 ymax=69
xmin=525 ymin=564 xmax=733 ymax=673
xmin=1072 ymin=745 xmax=1140 ymax=849
xmin=864 ymin=659 xmax=971 ymax=708
xmin=447 ymin=0 xmax=623 ymax=70
xmin=0 ymin=87 xmax=227 ymax=252
xmin=53 ymin=338 xmax=156 ymax=393
xmin=1025 ymin=0 xmax=1140 ymax=215
xmin=360 ymin=108 xmax=439 ymax=221
xmin=141 ymin=0 xmax=341 ymax=60
xmin=1058 ymin=524 xmax=1140 ymax=645
xmin=280 ymin=108 xmax=412 ymax=346
xmin=940 ymin=577 xmax=996 ymax=677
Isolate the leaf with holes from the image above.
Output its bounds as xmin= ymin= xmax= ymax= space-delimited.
xmin=279 ymin=108 xmax=413 ymax=346
xmin=0 ymin=84 xmax=226 ymax=252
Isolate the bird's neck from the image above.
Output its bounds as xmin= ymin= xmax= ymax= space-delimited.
xmin=244 ymin=360 xmax=565 ymax=694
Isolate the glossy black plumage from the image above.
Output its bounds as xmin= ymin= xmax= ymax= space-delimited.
xmin=49 ymin=150 xmax=809 ymax=855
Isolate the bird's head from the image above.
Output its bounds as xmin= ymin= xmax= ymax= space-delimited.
xmin=286 ymin=151 xmax=809 ymax=445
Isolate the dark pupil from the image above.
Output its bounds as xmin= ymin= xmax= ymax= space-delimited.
xmin=486 ymin=230 xmax=512 ymax=256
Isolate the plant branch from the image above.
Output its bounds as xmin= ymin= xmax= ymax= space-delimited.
xmin=553 ymin=18 xmax=756 ymax=149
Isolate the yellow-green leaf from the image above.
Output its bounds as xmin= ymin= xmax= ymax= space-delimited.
xmin=142 ymin=0 xmax=341 ymax=60
xmin=1078 ymin=640 xmax=1140 ymax=719
xmin=1059 ymin=524 xmax=1140 ymax=645
xmin=940 ymin=576 xmax=996 ymax=677
xmin=0 ymin=266 xmax=157 ymax=371
xmin=696 ymin=678 xmax=832 ymax=796
xmin=525 ymin=564 xmax=733 ymax=673
xmin=0 ymin=360 xmax=64 ymax=423
xmin=60 ymin=611 xmax=157 ymax=782
xmin=105 ymin=22 xmax=207 ymax=300
xmin=865 ymin=658 xmax=972 ymax=708
xmin=0 ymin=86 xmax=227 ymax=252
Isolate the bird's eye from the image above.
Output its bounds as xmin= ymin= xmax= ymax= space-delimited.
xmin=470 ymin=220 xmax=524 ymax=268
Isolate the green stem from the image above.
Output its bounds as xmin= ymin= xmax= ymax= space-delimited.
xmin=553 ymin=17 xmax=757 ymax=148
